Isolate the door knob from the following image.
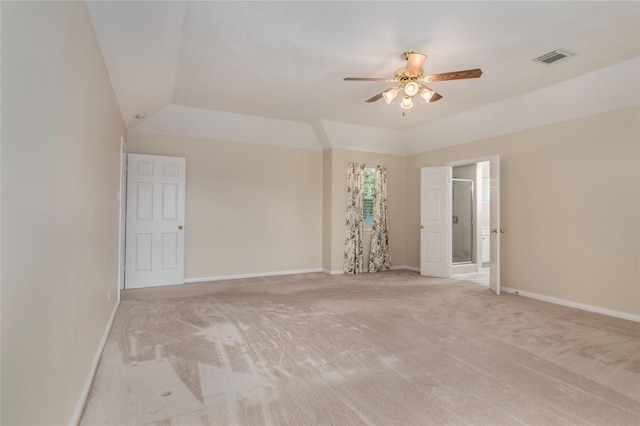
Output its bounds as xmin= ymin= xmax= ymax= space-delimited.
xmin=420 ymin=224 xmax=424 ymax=229
xmin=490 ymin=228 xmax=497 ymax=234
xmin=178 ymin=225 xmax=184 ymax=230
xmin=500 ymin=229 xmax=505 ymax=234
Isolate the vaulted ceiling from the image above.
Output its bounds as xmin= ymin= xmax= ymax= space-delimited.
xmin=86 ymin=1 xmax=640 ymax=154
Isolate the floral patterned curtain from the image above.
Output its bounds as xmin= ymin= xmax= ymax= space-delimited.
xmin=344 ymin=163 xmax=365 ymax=274
xmin=369 ymin=166 xmax=392 ymax=272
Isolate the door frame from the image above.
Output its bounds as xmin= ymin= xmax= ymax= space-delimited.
xmin=446 ymin=156 xmax=492 ymax=277
xmin=445 ymin=155 xmax=499 ymax=293
xmin=125 ymin=153 xmax=186 ymax=289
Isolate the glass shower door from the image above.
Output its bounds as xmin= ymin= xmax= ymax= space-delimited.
xmin=452 ymin=179 xmax=473 ymax=264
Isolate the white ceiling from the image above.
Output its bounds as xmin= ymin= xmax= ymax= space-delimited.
xmin=86 ymin=1 xmax=640 ymax=154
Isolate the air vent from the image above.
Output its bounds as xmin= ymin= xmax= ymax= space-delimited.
xmin=534 ymin=49 xmax=574 ymax=64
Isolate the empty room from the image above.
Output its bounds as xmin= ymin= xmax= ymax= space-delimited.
xmin=1 ymin=1 xmax=639 ymax=425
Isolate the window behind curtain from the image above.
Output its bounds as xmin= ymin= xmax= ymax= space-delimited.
xmin=363 ymin=166 xmax=375 ymax=228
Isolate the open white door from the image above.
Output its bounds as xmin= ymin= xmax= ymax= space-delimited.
xmin=118 ymin=138 xmax=127 ymax=290
xmin=489 ymin=155 xmax=501 ymax=294
xmin=125 ymin=154 xmax=186 ymax=289
xmin=420 ymin=167 xmax=452 ymax=277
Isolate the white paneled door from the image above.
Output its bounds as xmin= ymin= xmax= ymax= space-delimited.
xmin=420 ymin=167 xmax=452 ymax=277
xmin=125 ymin=154 xmax=186 ymax=289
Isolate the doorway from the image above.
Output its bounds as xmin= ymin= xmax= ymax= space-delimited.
xmin=124 ymin=153 xmax=187 ymax=289
xmin=450 ymin=161 xmax=490 ymax=286
xmin=420 ymin=155 xmax=501 ymax=294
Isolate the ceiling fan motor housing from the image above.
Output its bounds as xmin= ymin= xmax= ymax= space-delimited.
xmin=394 ymin=67 xmax=424 ymax=81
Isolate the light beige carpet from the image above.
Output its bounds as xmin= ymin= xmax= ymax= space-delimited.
xmin=81 ymin=271 xmax=640 ymax=425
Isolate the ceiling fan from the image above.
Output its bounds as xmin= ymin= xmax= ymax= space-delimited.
xmin=344 ymin=50 xmax=482 ymax=111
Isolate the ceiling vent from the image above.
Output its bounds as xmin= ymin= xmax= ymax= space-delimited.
xmin=534 ymin=49 xmax=574 ymax=64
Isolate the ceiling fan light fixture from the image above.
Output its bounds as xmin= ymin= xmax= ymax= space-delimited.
xmin=419 ymin=85 xmax=434 ymax=102
xmin=382 ymin=87 xmax=400 ymax=104
xmin=344 ymin=50 xmax=482 ymax=110
xmin=404 ymin=81 xmax=419 ymax=97
xmin=400 ymin=95 xmax=413 ymax=110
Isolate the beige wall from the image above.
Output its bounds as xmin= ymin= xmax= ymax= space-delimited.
xmin=327 ymin=149 xmax=408 ymax=272
xmin=407 ymin=106 xmax=640 ymax=315
xmin=125 ymin=139 xmax=410 ymax=277
xmin=1 ymin=2 xmax=126 ymax=424
xmin=128 ymin=133 xmax=323 ymax=279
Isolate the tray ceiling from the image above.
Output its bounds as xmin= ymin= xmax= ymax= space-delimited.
xmin=86 ymin=1 xmax=640 ymax=153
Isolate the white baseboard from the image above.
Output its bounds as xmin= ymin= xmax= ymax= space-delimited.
xmin=186 ymin=267 xmax=421 ymax=281
xmin=70 ymin=299 xmax=120 ymax=425
xmin=322 ymin=268 xmax=344 ymax=275
xmin=321 ymin=266 xmax=419 ymax=275
xmin=184 ymin=268 xmax=323 ymax=283
xmin=392 ymin=265 xmax=420 ymax=272
xmin=501 ymin=287 xmax=640 ymax=323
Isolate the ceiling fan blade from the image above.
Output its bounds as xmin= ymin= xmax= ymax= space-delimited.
xmin=406 ymin=53 xmax=427 ymax=76
xmin=424 ymin=68 xmax=483 ymax=82
xmin=365 ymin=92 xmax=385 ymax=103
xmin=344 ymin=77 xmax=392 ymax=82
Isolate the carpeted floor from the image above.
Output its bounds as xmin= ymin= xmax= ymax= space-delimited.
xmin=81 ymin=270 xmax=640 ymax=425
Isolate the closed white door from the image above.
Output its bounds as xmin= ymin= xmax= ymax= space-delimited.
xmin=489 ymin=155 xmax=501 ymax=295
xmin=420 ymin=167 xmax=452 ymax=277
xmin=125 ymin=154 xmax=186 ymax=289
